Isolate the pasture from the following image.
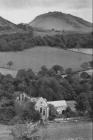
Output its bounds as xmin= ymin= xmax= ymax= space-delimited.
xmin=69 ymin=48 xmax=93 ymax=55
xmin=0 ymin=47 xmax=92 ymax=73
xmin=40 ymin=121 xmax=93 ymax=140
xmin=0 ymin=121 xmax=92 ymax=140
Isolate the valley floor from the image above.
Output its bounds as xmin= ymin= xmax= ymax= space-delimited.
xmin=0 ymin=47 xmax=92 ymax=73
xmin=0 ymin=121 xmax=92 ymax=140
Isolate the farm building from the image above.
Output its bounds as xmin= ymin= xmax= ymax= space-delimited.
xmin=48 ymin=100 xmax=67 ymax=114
xmin=15 ymin=92 xmax=76 ymax=120
xmin=15 ymin=93 xmax=49 ymax=121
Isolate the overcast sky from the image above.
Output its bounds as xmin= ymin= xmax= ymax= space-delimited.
xmin=0 ymin=0 xmax=92 ymax=24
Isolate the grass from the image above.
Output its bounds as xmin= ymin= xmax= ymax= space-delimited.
xmin=0 ymin=47 xmax=92 ymax=73
xmin=0 ymin=121 xmax=92 ymax=140
xmin=31 ymin=121 xmax=93 ymax=140
xmin=0 ymin=68 xmax=17 ymax=77
xmin=0 ymin=125 xmax=12 ymax=140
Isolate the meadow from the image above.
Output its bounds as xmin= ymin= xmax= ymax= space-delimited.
xmin=0 ymin=47 xmax=92 ymax=73
xmin=69 ymin=48 xmax=93 ymax=55
xmin=40 ymin=121 xmax=93 ymax=140
xmin=0 ymin=121 xmax=92 ymax=140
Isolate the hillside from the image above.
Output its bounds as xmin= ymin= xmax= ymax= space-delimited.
xmin=0 ymin=47 xmax=92 ymax=72
xmin=0 ymin=16 xmax=24 ymax=35
xmin=0 ymin=14 xmax=92 ymax=51
xmin=29 ymin=12 xmax=92 ymax=33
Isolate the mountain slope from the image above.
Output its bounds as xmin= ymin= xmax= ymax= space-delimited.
xmin=29 ymin=12 xmax=92 ymax=32
xmin=0 ymin=16 xmax=23 ymax=35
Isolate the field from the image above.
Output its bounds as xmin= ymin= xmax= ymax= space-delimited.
xmin=0 ymin=121 xmax=92 ymax=140
xmin=0 ymin=125 xmax=12 ymax=140
xmin=0 ymin=47 xmax=92 ymax=73
xmin=69 ymin=48 xmax=93 ymax=55
xmin=0 ymin=68 xmax=17 ymax=77
xmin=39 ymin=121 xmax=93 ymax=140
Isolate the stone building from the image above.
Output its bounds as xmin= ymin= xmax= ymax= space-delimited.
xmin=48 ymin=100 xmax=67 ymax=114
xmin=16 ymin=92 xmax=49 ymax=121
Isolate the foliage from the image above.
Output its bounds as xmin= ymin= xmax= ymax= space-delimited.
xmin=86 ymin=91 xmax=93 ymax=119
xmin=0 ymin=32 xmax=92 ymax=51
xmin=20 ymin=101 xmax=41 ymax=122
xmin=89 ymin=61 xmax=93 ymax=68
xmin=80 ymin=72 xmax=90 ymax=80
xmin=7 ymin=61 xmax=13 ymax=69
xmin=10 ymin=123 xmax=39 ymax=140
xmin=75 ymin=93 xmax=88 ymax=113
xmin=0 ymin=64 xmax=93 ymax=123
xmin=80 ymin=62 xmax=90 ymax=70
xmin=63 ymin=107 xmax=76 ymax=118
xmin=65 ymin=68 xmax=73 ymax=75
xmin=0 ymin=99 xmax=16 ymax=122
xmin=52 ymin=65 xmax=64 ymax=74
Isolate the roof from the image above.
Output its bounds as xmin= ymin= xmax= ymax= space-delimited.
xmin=30 ymin=97 xmax=47 ymax=103
xmin=47 ymin=100 xmax=67 ymax=107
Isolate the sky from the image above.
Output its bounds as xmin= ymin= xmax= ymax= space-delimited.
xmin=0 ymin=0 xmax=92 ymax=24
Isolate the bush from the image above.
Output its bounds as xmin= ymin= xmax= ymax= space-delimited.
xmin=63 ymin=107 xmax=76 ymax=118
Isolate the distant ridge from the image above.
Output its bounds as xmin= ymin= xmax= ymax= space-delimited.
xmin=0 ymin=16 xmax=17 ymax=30
xmin=29 ymin=11 xmax=92 ymax=33
xmin=0 ymin=16 xmax=24 ymax=35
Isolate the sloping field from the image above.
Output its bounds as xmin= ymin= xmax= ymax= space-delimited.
xmin=0 ymin=121 xmax=92 ymax=140
xmin=0 ymin=47 xmax=92 ymax=72
xmin=0 ymin=68 xmax=17 ymax=77
xmin=30 ymin=12 xmax=92 ymax=32
xmin=38 ymin=121 xmax=92 ymax=140
xmin=69 ymin=48 xmax=92 ymax=55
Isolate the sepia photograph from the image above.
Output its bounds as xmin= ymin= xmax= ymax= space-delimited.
xmin=0 ymin=0 xmax=93 ymax=140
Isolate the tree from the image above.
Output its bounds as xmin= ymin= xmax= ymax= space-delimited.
xmin=36 ymin=76 xmax=64 ymax=101
xmin=89 ymin=61 xmax=93 ymax=68
xmin=16 ymin=69 xmax=28 ymax=81
xmin=80 ymin=72 xmax=90 ymax=80
xmin=17 ymin=81 xmax=27 ymax=92
xmin=16 ymin=69 xmax=35 ymax=81
xmin=87 ymin=92 xmax=93 ymax=119
xmin=75 ymin=92 xmax=90 ymax=114
xmin=0 ymin=99 xmax=16 ymax=122
xmin=48 ymin=68 xmax=56 ymax=77
xmin=38 ymin=65 xmax=48 ymax=77
xmin=80 ymin=62 xmax=89 ymax=70
xmin=65 ymin=68 xmax=73 ymax=75
xmin=63 ymin=107 xmax=76 ymax=118
xmin=60 ymin=78 xmax=76 ymax=100
xmin=52 ymin=65 xmax=64 ymax=74
xmin=26 ymin=69 xmax=35 ymax=80
xmin=16 ymin=101 xmax=41 ymax=122
xmin=7 ymin=61 xmax=13 ymax=69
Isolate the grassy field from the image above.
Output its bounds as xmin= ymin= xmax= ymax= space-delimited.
xmin=0 ymin=121 xmax=92 ymax=140
xmin=0 ymin=125 xmax=12 ymax=140
xmin=69 ymin=48 xmax=93 ymax=55
xmin=0 ymin=68 xmax=17 ymax=77
xmin=0 ymin=47 xmax=92 ymax=73
xmin=39 ymin=121 xmax=93 ymax=140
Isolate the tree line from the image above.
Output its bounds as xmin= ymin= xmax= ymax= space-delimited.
xmin=0 ymin=31 xmax=92 ymax=51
